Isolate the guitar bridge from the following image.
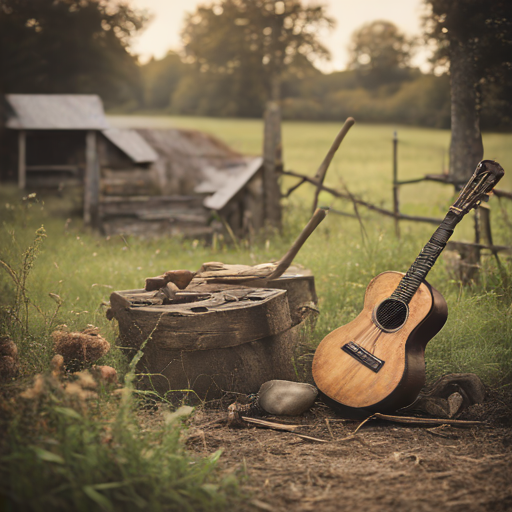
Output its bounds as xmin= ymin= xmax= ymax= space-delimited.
xmin=341 ymin=342 xmax=385 ymax=373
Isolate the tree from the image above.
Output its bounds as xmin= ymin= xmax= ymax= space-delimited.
xmin=0 ymin=0 xmax=148 ymax=107
xmin=425 ymin=0 xmax=512 ymax=184
xmin=141 ymin=51 xmax=187 ymax=110
xmin=348 ymin=20 xmax=416 ymax=88
xmin=181 ymin=0 xmax=334 ymax=114
xmin=182 ymin=0 xmax=334 ymax=228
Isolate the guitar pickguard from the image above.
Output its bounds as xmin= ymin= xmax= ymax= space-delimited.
xmin=341 ymin=341 xmax=385 ymax=373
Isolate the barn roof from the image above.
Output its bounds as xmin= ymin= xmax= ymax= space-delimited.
xmin=203 ymin=157 xmax=263 ymax=211
xmin=5 ymin=94 xmax=109 ymax=130
xmin=102 ymin=128 xmax=158 ymax=164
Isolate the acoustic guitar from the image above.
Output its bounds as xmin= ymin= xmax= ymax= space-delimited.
xmin=312 ymin=160 xmax=504 ymax=416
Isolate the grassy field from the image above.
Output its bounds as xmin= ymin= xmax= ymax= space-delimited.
xmin=1 ymin=116 xmax=512 ymax=510
xmin=2 ymin=115 xmax=512 ymax=381
xmin=108 ymin=114 xmax=512 ymax=210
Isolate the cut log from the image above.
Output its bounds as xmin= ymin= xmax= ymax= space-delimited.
xmin=145 ymin=270 xmax=196 ymax=291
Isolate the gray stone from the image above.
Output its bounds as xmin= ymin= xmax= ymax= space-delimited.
xmin=257 ymin=380 xmax=318 ymax=416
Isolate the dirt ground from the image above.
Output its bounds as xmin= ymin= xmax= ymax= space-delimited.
xmin=185 ymin=391 xmax=512 ymax=512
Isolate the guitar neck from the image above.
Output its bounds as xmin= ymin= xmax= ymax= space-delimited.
xmin=390 ymin=210 xmax=461 ymax=304
xmin=389 ymin=159 xmax=504 ymax=305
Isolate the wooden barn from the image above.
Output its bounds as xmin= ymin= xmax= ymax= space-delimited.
xmin=0 ymin=94 xmax=266 ymax=237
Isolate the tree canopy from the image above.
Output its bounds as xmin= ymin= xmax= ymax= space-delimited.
xmin=347 ymin=20 xmax=416 ymax=88
xmin=0 ymin=0 xmax=148 ymax=107
xmin=348 ymin=20 xmax=414 ymax=71
xmin=180 ymin=0 xmax=334 ymax=116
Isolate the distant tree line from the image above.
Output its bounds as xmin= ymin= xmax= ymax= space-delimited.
xmin=1 ymin=0 xmax=511 ymax=132
xmin=142 ymin=49 xmax=452 ymax=129
xmin=139 ymin=17 xmax=452 ymax=127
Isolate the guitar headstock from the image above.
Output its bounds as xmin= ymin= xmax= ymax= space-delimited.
xmin=450 ymin=160 xmax=504 ymax=215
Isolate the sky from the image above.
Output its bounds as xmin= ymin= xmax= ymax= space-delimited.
xmin=129 ymin=0 xmax=431 ymax=72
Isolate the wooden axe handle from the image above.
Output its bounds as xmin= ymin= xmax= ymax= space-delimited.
xmin=267 ymin=207 xmax=329 ymax=280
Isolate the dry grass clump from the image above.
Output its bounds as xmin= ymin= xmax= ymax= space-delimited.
xmin=90 ymin=364 xmax=118 ymax=385
xmin=52 ymin=325 xmax=110 ymax=370
xmin=19 ymin=369 xmax=98 ymax=405
xmin=0 ymin=335 xmax=19 ymax=381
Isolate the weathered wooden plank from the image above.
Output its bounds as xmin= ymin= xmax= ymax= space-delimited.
xmin=99 ymin=198 xmax=204 ymax=216
xmin=25 ymin=165 xmax=79 ymax=172
xmin=137 ymin=211 xmax=208 ymax=222
xmin=100 ymin=195 xmax=200 ymax=204
xmin=203 ymin=157 xmax=263 ymax=211
xmin=101 ymin=219 xmax=214 ymax=238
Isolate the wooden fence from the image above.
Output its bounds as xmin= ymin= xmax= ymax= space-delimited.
xmin=280 ymin=119 xmax=512 ymax=259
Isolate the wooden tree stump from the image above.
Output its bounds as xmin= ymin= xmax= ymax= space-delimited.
xmin=108 ymin=270 xmax=318 ymax=400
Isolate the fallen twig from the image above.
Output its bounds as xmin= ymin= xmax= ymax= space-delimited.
xmin=241 ymin=416 xmax=328 ymax=443
xmin=325 ymin=418 xmax=334 ymax=440
xmin=354 ymin=412 xmax=487 ymax=431
xmin=241 ymin=416 xmax=304 ymax=431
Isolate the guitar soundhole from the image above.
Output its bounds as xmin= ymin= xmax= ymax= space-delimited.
xmin=373 ymin=298 xmax=409 ymax=332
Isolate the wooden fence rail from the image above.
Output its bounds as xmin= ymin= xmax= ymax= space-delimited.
xmin=280 ymin=121 xmax=512 ymax=259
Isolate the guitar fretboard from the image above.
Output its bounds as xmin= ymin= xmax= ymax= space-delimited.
xmin=390 ymin=212 xmax=460 ymax=305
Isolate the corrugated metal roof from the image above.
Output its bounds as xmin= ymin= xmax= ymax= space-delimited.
xmin=5 ymin=94 xmax=109 ymax=130
xmin=102 ymin=128 xmax=158 ymax=164
xmin=203 ymin=157 xmax=263 ymax=211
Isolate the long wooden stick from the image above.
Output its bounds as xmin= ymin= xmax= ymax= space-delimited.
xmin=266 ymin=207 xmax=329 ymax=280
xmin=312 ymin=117 xmax=355 ymax=213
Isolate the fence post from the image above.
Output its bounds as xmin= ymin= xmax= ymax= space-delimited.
xmin=18 ymin=130 xmax=26 ymax=189
xmin=392 ymin=131 xmax=400 ymax=237
xmin=84 ymin=130 xmax=99 ymax=227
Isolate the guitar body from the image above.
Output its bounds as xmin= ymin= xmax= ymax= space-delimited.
xmin=312 ymin=271 xmax=448 ymax=416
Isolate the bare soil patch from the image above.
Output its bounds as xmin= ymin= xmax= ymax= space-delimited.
xmin=186 ymin=390 xmax=512 ymax=512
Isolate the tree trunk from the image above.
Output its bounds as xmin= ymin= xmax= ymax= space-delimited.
xmin=262 ymin=75 xmax=282 ymax=230
xmin=449 ymin=39 xmax=484 ymax=187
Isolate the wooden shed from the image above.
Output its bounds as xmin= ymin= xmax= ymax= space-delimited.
xmin=1 ymin=94 xmax=158 ymax=226
xmin=1 ymin=94 xmax=266 ymax=237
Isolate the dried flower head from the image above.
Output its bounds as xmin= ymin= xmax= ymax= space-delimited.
xmin=52 ymin=325 xmax=110 ymax=369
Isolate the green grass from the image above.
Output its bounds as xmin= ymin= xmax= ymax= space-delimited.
xmin=1 ymin=117 xmax=512 ymax=509
xmin=1 ymin=369 xmax=238 ymax=511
